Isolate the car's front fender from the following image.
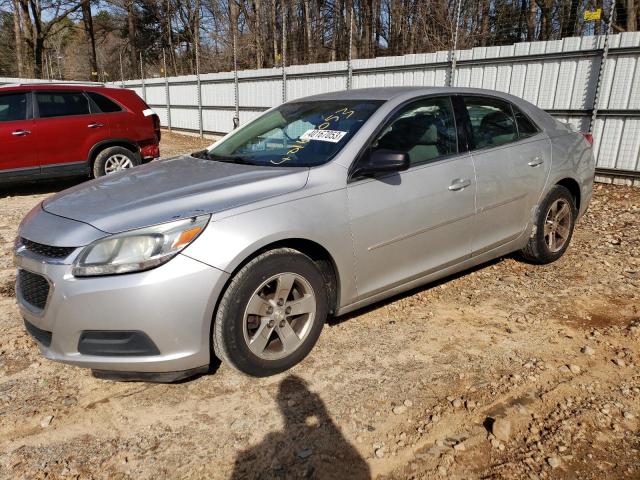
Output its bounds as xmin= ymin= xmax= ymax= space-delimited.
xmin=181 ymin=187 xmax=357 ymax=310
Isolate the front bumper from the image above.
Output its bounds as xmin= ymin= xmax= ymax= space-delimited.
xmin=15 ymin=251 xmax=229 ymax=375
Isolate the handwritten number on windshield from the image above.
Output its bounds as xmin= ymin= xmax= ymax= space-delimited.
xmin=271 ymin=107 xmax=356 ymax=165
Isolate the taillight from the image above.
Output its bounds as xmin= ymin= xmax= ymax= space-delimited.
xmin=152 ymin=114 xmax=161 ymax=141
xmin=582 ymin=132 xmax=593 ymax=146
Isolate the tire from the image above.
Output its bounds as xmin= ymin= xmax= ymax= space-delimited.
xmin=92 ymin=146 xmax=140 ymax=178
xmin=213 ymin=248 xmax=328 ymax=377
xmin=520 ymin=185 xmax=577 ymax=264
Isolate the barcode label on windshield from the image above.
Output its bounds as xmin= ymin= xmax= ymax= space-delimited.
xmin=300 ymin=129 xmax=348 ymax=143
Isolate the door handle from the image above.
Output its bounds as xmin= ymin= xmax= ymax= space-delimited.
xmin=528 ymin=157 xmax=544 ymax=167
xmin=448 ymin=178 xmax=471 ymax=191
xmin=12 ymin=129 xmax=31 ymax=136
xmin=87 ymin=123 xmax=104 ymax=128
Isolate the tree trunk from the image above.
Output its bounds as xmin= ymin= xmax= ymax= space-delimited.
xmin=27 ymin=0 xmax=44 ymax=78
xmin=561 ymin=0 xmax=579 ymax=37
xmin=18 ymin=0 xmax=33 ymax=76
xmin=254 ymin=0 xmax=264 ymax=68
xmin=536 ymin=0 xmax=552 ymax=40
xmin=11 ymin=0 xmax=25 ymax=77
xmin=303 ymin=0 xmax=312 ymax=63
xmin=81 ymin=0 xmax=98 ymax=80
xmin=229 ymin=0 xmax=239 ymax=71
xmin=527 ymin=0 xmax=536 ymax=41
xmin=627 ymin=0 xmax=638 ymax=31
xmin=330 ymin=0 xmax=340 ymax=61
xmin=167 ymin=0 xmax=177 ymax=75
xmin=372 ymin=0 xmax=381 ymax=57
xmin=127 ymin=0 xmax=137 ymax=75
xmin=480 ymin=0 xmax=490 ymax=46
xmin=271 ymin=0 xmax=278 ymax=65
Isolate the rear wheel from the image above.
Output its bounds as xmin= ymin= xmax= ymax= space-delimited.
xmin=520 ymin=185 xmax=577 ymax=264
xmin=212 ymin=248 xmax=328 ymax=377
xmin=93 ymin=146 xmax=140 ymax=178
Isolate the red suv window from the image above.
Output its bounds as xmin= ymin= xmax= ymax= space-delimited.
xmin=87 ymin=92 xmax=123 ymax=113
xmin=0 ymin=92 xmax=28 ymax=122
xmin=36 ymin=91 xmax=90 ymax=118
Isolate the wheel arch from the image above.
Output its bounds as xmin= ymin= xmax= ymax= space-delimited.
xmin=555 ymin=177 xmax=581 ymax=211
xmin=221 ymin=237 xmax=341 ymax=317
xmin=88 ymin=139 xmax=141 ymax=170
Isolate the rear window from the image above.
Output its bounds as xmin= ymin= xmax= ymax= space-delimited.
xmin=0 ymin=92 xmax=28 ymax=122
xmin=513 ymin=106 xmax=540 ymax=139
xmin=464 ymin=96 xmax=518 ymax=149
xmin=87 ymin=91 xmax=122 ymax=113
xmin=36 ymin=91 xmax=90 ymax=118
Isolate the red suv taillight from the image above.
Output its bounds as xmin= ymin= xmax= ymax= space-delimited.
xmin=582 ymin=132 xmax=593 ymax=146
xmin=152 ymin=114 xmax=161 ymax=141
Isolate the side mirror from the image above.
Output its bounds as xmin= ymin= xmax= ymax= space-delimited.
xmin=354 ymin=150 xmax=410 ymax=177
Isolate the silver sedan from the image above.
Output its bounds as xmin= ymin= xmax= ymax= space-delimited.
xmin=15 ymin=87 xmax=594 ymax=381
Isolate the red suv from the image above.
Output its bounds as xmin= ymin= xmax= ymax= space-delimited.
xmin=0 ymin=83 xmax=160 ymax=183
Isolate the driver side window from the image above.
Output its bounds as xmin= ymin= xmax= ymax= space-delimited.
xmin=371 ymin=97 xmax=457 ymax=165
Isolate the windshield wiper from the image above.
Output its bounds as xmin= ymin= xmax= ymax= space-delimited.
xmin=193 ymin=150 xmax=255 ymax=165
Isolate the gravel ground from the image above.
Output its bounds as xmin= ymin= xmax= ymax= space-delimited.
xmin=0 ymin=133 xmax=638 ymax=479
xmin=157 ymin=130 xmax=213 ymax=157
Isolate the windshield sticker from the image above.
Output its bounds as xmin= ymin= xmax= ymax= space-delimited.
xmin=270 ymin=106 xmax=357 ymax=165
xmin=300 ymin=129 xmax=348 ymax=143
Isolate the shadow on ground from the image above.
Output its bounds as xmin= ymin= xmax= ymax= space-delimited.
xmin=231 ymin=375 xmax=370 ymax=480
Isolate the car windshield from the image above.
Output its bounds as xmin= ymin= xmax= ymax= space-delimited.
xmin=200 ymin=100 xmax=383 ymax=167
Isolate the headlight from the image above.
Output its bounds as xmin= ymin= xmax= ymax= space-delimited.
xmin=72 ymin=215 xmax=210 ymax=277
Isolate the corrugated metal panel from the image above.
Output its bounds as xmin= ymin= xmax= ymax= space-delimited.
xmin=615 ymin=119 xmax=640 ymax=171
xmin=5 ymin=33 xmax=640 ymax=175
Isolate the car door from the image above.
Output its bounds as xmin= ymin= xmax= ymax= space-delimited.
xmin=34 ymin=90 xmax=112 ymax=173
xmin=346 ymin=96 xmax=476 ymax=299
xmin=461 ymin=95 xmax=551 ymax=255
xmin=0 ymin=91 xmax=38 ymax=175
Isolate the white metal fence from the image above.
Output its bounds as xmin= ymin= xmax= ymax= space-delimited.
xmin=116 ymin=32 xmax=640 ymax=182
xmin=3 ymin=33 xmax=640 ymax=183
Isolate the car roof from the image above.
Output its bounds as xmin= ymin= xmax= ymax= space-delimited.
xmin=0 ymin=83 xmax=121 ymax=92
xmin=297 ymin=86 xmax=523 ymax=102
xmin=298 ymin=86 xmax=559 ymax=131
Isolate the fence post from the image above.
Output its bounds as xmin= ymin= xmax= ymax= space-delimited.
xmin=163 ymin=48 xmax=172 ymax=132
xmin=449 ymin=0 xmax=462 ymax=87
xmin=140 ymin=52 xmax=146 ymax=101
xmin=119 ymin=51 xmax=125 ymax=87
xmin=232 ymin=12 xmax=240 ymax=129
xmin=589 ymin=0 xmax=616 ymax=135
xmin=195 ymin=34 xmax=203 ymax=138
xmin=347 ymin=6 xmax=353 ymax=90
xmin=281 ymin=6 xmax=287 ymax=102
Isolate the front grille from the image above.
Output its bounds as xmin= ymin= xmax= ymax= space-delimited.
xmin=24 ymin=319 xmax=52 ymax=347
xmin=20 ymin=238 xmax=75 ymax=259
xmin=17 ymin=270 xmax=50 ymax=310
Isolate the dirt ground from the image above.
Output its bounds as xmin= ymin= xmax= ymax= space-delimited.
xmin=0 ymin=132 xmax=638 ymax=479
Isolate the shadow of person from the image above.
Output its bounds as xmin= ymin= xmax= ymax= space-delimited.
xmin=231 ymin=375 xmax=371 ymax=480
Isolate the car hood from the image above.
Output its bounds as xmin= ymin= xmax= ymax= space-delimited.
xmin=42 ymin=155 xmax=310 ymax=234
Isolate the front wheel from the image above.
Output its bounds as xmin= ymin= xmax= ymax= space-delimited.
xmin=212 ymin=248 xmax=328 ymax=377
xmin=520 ymin=185 xmax=577 ymax=264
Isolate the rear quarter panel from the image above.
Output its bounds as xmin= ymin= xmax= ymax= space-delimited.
xmin=547 ymin=130 xmax=595 ymax=217
xmin=95 ymin=88 xmax=156 ymax=143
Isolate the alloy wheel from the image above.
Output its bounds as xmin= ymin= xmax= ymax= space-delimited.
xmin=104 ymin=154 xmax=134 ymax=174
xmin=242 ymin=272 xmax=316 ymax=360
xmin=543 ymin=198 xmax=572 ymax=253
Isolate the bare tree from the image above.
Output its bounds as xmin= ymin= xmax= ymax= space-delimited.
xmin=10 ymin=0 xmax=25 ymax=76
xmin=18 ymin=0 xmax=81 ymax=77
xmin=81 ymin=0 xmax=98 ymax=78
